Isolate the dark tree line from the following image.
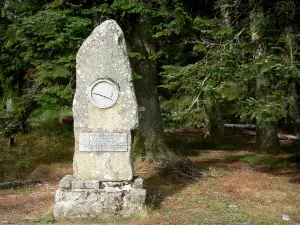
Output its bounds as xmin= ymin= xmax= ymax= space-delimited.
xmin=1 ymin=0 xmax=300 ymax=160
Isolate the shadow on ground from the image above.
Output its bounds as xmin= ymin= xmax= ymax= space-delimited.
xmin=144 ymin=129 xmax=300 ymax=210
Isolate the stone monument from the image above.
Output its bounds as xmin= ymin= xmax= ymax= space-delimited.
xmin=54 ymin=20 xmax=146 ymax=217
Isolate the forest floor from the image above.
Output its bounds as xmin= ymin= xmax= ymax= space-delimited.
xmin=0 ymin=126 xmax=300 ymax=224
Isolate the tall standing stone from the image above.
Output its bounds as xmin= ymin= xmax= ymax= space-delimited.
xmin=54 ymin=20 xmax=146 ymax=218
xmin=73 ymin=19 xmax=138 ymax=181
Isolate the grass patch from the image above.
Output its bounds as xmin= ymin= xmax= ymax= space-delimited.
xmin=206 ymin=166 xmax=229 ymax=177
xmin=0 ymin=135 xmax=74 ymax=181
xmin=224 ymin=155 xmax=276 ymax=166
xmin=289 ymin=178 xmax=300 ymax=184
xmin=204 ymin=202 xmax=229 ymax=214
xmin=33 ymin=217 xmax=55 ymax=223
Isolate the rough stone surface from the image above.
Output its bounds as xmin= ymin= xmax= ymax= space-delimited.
xmin=102 ymin=181 xmax=130 ymax=188
xmin=132 ymin=177 xmax=143 ymax=189
xmin=54 ymin=176 xmax=146 ymax=217
xmin=54 ymin=20 xmax=145 ymax=218
xmin=71 ymin=180 xmax=85 ymax=189
xmin=58 ymin=175 xmax=145 ymax=191
xmin=55 ymin=189 xmax=64 ymax=202
xmin=84 ymin=180 xmax=100 ymax=189
xmin=73 ymin=19 xmax=138 ymax=181
xmin=59 ymin=175 xmax=73 ymax=189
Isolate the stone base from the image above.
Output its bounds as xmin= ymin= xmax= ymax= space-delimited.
xmin=54 ymin=175 xmax=146 ymax=218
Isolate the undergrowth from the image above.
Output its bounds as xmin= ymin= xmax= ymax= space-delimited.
xmin=0 ymin=107 xmax=74 ymax=182
xmin=224 ymin=155 xmax=276 ymax=166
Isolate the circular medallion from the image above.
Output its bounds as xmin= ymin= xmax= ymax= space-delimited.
xmin=89 ymin=79 xmax=119 ymax=109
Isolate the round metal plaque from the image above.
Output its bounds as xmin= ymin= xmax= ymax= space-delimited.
xmin=89 ymin=79 xmax=119 ymax=109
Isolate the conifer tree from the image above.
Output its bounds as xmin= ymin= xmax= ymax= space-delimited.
xmin=1 ymin=0 xmax=300 ymax=155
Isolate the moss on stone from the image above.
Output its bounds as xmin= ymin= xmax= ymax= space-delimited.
xmin=133 ymin=135 xmax=146 ymax=161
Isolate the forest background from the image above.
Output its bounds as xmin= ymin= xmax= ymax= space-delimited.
xmin=1 ymin=1 xmax=300 ymax=224
xmin=1 ymin=0 xmax=300 ymax=161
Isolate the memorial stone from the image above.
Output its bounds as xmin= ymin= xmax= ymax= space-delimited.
xmin=54 ymin=20 xmax=146 ymax=218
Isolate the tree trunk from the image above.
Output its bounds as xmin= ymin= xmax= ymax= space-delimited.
xmin=291 ymin=84 xmax=300 ymax=136
xmin=207 ymin=102 xmax=225 ymax=144
xmin=256 ymin=117 xmax=280 ymax=153
xmin=130 ymin=15 xmax=176 ymax=162
xmin=205 ymin=0 xmax=232 ymax=144
xmin=285 ymin=26 xmax=300 ymax=136
xmin=250 ymin=0 xmax=281 ymax=153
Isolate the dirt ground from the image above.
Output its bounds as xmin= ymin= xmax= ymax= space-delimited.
xmin=0 ymin=128 xmax=300 ymax=224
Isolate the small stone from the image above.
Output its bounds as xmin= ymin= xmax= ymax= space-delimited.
xmin=282 ymin=215 xmax=291 ymax=221
xmin=54 ymin=201 xmax=91 ymax=217
xmin=87 ymin=192 xmax=98 ymax=202
xmin=132 ymin=177 xmax=143 ymax=189
xmin=91 ymin=202 xmax=104 ymax=213
xmin=55 ymin=189 xmax=64 ymax=202
xmin=71 ymin=180 xmax=85 ymax=189
xmin=64 ymin=191 xmax=83 ymax=201
xmin=242 ymin=221 xmax=254 ymax=225
xmin=104 ymin=186 xmax=122 ymax=192
xmin=128 ymin=189 xmax=146 ymax=204
xmin=103 ymin=191 xmax=123 ymax=213
xmin=228 ymin=205 xmax=239 ymax=210
xmin=102 ymin=181 xmax=128 ymax=187
xmin=121 ymin=184 xmax=132 ymax=190
xmin=85 ymin=180 xmax=100 ymax=189
xmin=102 ymin=182 xmax=114 ymax=187
xmin=59 ymin=175 xmax=73 ymax=189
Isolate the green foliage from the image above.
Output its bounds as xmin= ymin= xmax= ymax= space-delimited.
xmin=34 ymin=217 xmax=55 ymax=223
xmin=0 ymin=85 xmax=37 ymax=136
xmin=1 ymin=0 xmax=300 ymax=153
xmin=29 ymin=106 xmax=73 ymax=137
xmin=0 ymin=0 xmax=94 ymax=135
xmin=238 ymin=94 xmax=288 ymax=124
xmin=0 ymin=0 xmax=162 ymax=134
xmin=3 ymin=7 xmax=92 ymax=105
xmin=158 ymin=9 xmax=240 ymax=134
xmin=0 ymin=111 xmax=74 ymax=182
xmin=157 ymin=0 xmax=300 ymax=144
xmin=110 ymin=0 xmax=145 ymax=14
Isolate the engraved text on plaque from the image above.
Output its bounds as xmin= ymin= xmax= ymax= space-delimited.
xmin=79 ymin=133 xmax=128 ymax=152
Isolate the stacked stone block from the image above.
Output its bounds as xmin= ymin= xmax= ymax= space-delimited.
xmin=54 ymin=175 xmax=146 ymax=217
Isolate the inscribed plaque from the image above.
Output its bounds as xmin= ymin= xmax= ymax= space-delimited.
xmin=79 ymin=133 xmax=128 ymax=152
